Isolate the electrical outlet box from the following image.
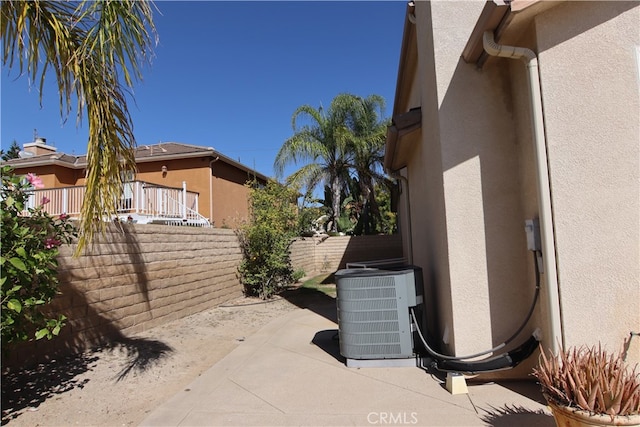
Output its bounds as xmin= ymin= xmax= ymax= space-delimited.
xmin=525 ymin=219 xmax=541 ymax=251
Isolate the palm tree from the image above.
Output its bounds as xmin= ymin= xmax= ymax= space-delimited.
xmin=1 ymin=0 xmax=156 ymax=252
xmin=348 ymin=95 xmax=391 ymax=234
xmin=274 ymin=94 xmax=357 ymax=233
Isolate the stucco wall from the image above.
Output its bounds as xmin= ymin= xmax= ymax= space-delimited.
xmin=415 ymin=2 xmax=537 ymax=366
xmin=393 ymin=1 xmax=640 ymax=376
xmin=211 ymin=161 xmax=256 ymax=228
xmin=535 ymin=2 xmax=640 ymax=357
xmin=136 ymin=157 xmax=214 ymax=222
xmin=6 ymin=154 xmax=261 ymax=228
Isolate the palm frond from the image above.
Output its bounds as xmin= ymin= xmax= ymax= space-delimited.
xmin=285 ymin=163 xmax=326 ymax=192
xmin=1 ymin=0 xmax=157 ymax=254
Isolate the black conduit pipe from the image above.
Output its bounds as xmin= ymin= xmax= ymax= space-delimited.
xmin=413 ymin=252 xmax=542 ymax=373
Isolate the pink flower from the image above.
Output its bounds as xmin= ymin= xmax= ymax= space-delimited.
xmin=59 ymin=213 xmax=69 ymax=220
xmin=41 ymin=196 xmax=50 ymax=205
xmin=44 ymin=238 xmax=61 ymax=249
xmin=26 ymin=173 xmax=44 ymax=189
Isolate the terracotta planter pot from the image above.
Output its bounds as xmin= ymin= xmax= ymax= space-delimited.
xmin=547 ymin=399 xmax=640 ymax=427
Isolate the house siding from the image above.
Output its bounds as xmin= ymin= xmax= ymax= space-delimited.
xmin=136 ymin=157 xmax=213 ymax=218
xmin=413 ymin=1 xmax=535 ymax=364
xmin=535 ymin=2 xmax=640 ymax=356
xmin=211 ymin=160 xmax=258 ymax=228
xmin=386 ymin=1 xmax=639 ymax=378
xmin=4 ymin=143 xmax=268 ymax=226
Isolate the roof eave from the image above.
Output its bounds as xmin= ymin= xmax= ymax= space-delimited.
xmin=462 ymin=0 xmax=563 ymax=67
xmin=2 ymin=158 xmax=84 ymax=169
xmin=5 ymin=144 xmax=271 ymax=182
xmin=384 ymin=107 xmax=422 ymax=173
xmin=461 ymin=1 xmax=511 ymax=65
xmin=133 ymin=150 xmax=216 ymax=163
xmin=136 ymin=150 xmax=270 ymax=182
xmin=391 ymin=1 xmax=418 ymax=118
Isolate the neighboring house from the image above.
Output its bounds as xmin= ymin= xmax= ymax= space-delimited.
xmin=385 ymin=0 xmax=639 ymax=378
xmin=3 ymin=138 xmax=269 ymax=227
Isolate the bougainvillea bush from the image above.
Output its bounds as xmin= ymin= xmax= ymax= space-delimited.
xmin=1 ymin=166 xmax=77 ymax=348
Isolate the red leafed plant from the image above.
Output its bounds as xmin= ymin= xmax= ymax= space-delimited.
xmin=533 ymin=344 xmax=640 ymax=417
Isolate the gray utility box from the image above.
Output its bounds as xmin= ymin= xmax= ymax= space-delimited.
xmin=335 ymin=266 xmax=423 ymax=362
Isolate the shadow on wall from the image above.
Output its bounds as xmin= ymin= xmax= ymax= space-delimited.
xmin=535 ymin=1 xmax=637 ymax=54
xmin=332 ymin=234 xmax=404 ymax=271
xmin=2 ymin=224 xmax=156 ymax=368
xmin=1 ymin=225 xmax=176 ymax=423
xmin=435 ymin=55 xmax=538 ymax=369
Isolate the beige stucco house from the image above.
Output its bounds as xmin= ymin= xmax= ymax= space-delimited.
xmin=385 ymin=0 xmax=639 ymax=378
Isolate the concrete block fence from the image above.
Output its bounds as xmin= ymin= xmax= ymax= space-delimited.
xmin=4 ymin=227 xmax=402 ymax=367
xmin=290 ymin=234 xmax=403 ymax=275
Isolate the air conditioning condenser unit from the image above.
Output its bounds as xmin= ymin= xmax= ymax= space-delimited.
xmin=335 ymin=266 xmax=423 ymax=367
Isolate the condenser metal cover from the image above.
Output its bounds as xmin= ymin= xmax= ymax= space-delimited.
xmin=335 ymin=266 xmax=423 ymax=361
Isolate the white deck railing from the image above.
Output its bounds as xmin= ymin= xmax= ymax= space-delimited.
xmin=26 ymin=180 xmax=209 ymax=225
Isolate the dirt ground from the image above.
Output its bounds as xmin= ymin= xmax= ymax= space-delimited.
xmin=1 ymin=292 xmax=314 ymax=427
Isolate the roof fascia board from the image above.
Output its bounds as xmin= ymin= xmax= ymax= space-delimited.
xmin=210 ymin=151 xmax=271 ymax=183
xmin=386 ymin=2 xmax=418 ymax=172
xmin=461 ymin=1 xmax=511 ymax=64
xmin=384 ymin=126 xmax=399 ymax=172
xmin=4 ymin=158 xmax=84 ymax=169
xmin=133 ymin=150 xmax=216 ymax=163
xmin=384 ymin=107 xmax=422 ymax=172
xmin=7 ymin=146 xmax=271 ymax=182
xmin=137 ymin=150 xmax=270 ymax=182
xmin=392 ymin=2 xmax=418 ymax=118
xmin=462 ymin=0 xmax=564 ymax=67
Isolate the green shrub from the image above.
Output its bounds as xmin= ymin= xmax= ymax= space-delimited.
xmin=1 ymin=166 xmax=77 ymax=347
xmin=236 ymin=181 xmax=298 ymax=299
xmin=292 ymin=269 xmax=305 ymax=282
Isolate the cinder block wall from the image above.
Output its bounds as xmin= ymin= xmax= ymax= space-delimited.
xmin=288 ymin=237 xmax=320 ymax=276
xmin=290 ymin=234 xmax=404 ymax=275
xmin=5 ymin=230 xmax=402 ymax=367
xmin=5 ymin=224 xmax=244 ymax=367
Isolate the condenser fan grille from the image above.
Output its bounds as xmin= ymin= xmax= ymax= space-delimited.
xmin=335 ymin=267 xmax=420 ymax=360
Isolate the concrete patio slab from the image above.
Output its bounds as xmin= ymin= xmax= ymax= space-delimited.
xmin=139 ymin=303 xmax=554 ymax=427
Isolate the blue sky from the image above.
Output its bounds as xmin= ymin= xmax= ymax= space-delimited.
xmin=1 ymin=1 xmax=406 ymax=180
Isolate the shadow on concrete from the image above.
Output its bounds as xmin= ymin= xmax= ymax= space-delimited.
xmin=496 ymin=380 xmax=547 ymax=405
xmin=478 ymin=404 xmax=554 ymax=427
xmin=311 ymin=329 xmax=343 ymax=363
xmin=280 ymin=273 xmax=343 ymax=362
xmin=280 ymin=278 xmax=338 ymax=324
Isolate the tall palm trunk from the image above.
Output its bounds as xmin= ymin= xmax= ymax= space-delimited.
xmin=331 ymin=177 xmax=341 ymax=233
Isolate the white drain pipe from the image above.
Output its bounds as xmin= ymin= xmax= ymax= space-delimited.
xmin=483 ymin=31 xmax=563 ymax=354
